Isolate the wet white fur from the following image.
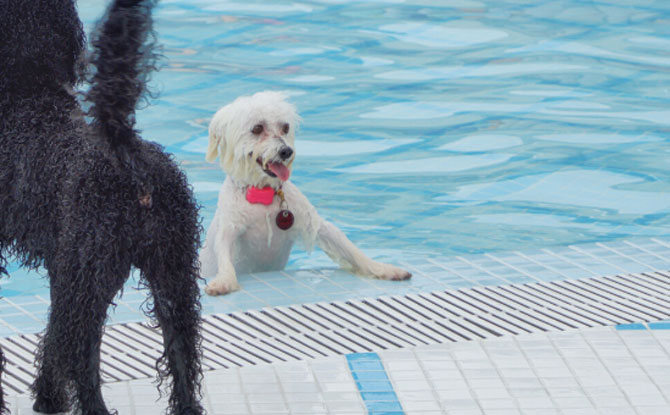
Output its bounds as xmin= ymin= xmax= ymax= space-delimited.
xmin=200 ymin=91 xmax=412 ymax=295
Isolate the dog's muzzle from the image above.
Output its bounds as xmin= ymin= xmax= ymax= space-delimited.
xmin=256 ymin=155 xmax=291 ymax=181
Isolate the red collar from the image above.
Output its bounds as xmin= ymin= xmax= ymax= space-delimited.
xmin=246 ymin=186 xmax=275 ymax=205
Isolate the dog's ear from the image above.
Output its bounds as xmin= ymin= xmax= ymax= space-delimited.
xmin=206 ymin=105 xmax=229 ymax=163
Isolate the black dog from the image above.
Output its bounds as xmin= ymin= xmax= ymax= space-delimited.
xmin=0 ymin=0 xmax=203 ymax=414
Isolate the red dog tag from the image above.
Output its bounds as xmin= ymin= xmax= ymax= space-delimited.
xmin=276 ymin=210 xmax=294 ymax=230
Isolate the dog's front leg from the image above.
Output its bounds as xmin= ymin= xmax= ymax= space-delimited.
xmin=204 ymin=226 xmax=241 ymax=295
xmin=317 ymin=220 xmax=412 ymax=281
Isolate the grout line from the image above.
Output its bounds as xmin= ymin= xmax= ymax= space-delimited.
xmin=0 ymin=316 xmax=22 ymax=336
xmin=650 ymin=238 xmax=670 ymax=251
xmin=511 ymin=334 xmax=562 ymax=411
xmin=308 ymin=357 xmax=331 ymax=415
xmin=425 ymin=258 xmax=483 ymax=287
xmin=515 ymin=250 xmax=580 ymax=280
xmin=623 ymin=240 xmax=670 ymax=264
xmin=0 ymin=297 xmax=44 ymax=324
xmin=478 ymin=337 xmax=522 ymax=412
xmin=484 ymin=252 xmax=545 ymax=283
xmin=595 ymin=242 xmax=659 ymax=271
xmin=549 ymin=328 xmax=640 ymax=414
xmin=568 ymin=245 xmax=633 ymax=275
xmin=539 ymin=248 xmax=601 ymax=278
xmin=454 ymin=255 xmax=517 ymax=286
xmin=410 ymin=346 xmax=448 ymax=413
xmin=614 ymin=328 xmax=670 ymax=408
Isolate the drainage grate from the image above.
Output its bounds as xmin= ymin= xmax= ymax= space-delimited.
xmin=1 ymin=271 xmax=669 ymax=394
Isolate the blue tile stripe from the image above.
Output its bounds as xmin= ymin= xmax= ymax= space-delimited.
xmin=346 ymin=353 xmax=404 ymax=415
xmin=616 ymin=320 xmax=670 ymax=330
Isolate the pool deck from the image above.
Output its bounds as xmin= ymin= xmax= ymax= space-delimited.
xmin=2 ymin=237 xmax=670 ymax=414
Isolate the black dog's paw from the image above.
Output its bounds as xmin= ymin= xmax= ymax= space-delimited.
xmin=32 ymin=396 xmax=69 ymax=414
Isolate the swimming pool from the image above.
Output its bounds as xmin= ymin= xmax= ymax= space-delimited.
xmin=2 ymin=0 xmax=669 ymax=297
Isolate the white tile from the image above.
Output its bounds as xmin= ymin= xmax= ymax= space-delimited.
xmin=245 ymin=392 xmax=284 ymax=403
xmin=503 ymin=377 xmax=543 ymax=389
xmin=318 ymin=382 xmax=357 ymax=393
xmin=420 ymin=359 xmax=458 ymax=371
xmin=242 ymin=382 xmax=282 ymax=394
xmin=589 ymin=394 xmax=631 ymax=408
xmin=508 ymin=387 xmax=549 ymax=399
xmin=445 ymin=410 xmax=484 ymax=415
xmin=493 ymin=358 xmax=531 ymax=369
xmin=576 ymin=374 xmax=616 ymax=387
xmin=627 ymin=393 xmax=668 ymax=407
xmin=287 ymin=401 xmax=328 ymax=413
xmin=321 ymin=392 xmax=361 ymax=402
xmin=516 ymin=395 xmax=555 ymax=409
xmin=282 ymin=391 xmax=324 ymax=403
xmin=132 ymin=404 xmax=166 ymax=415
xmin=396 ymin=390 xmax=437 ymax=401
xmin=547 ymin=387 xmax=586 ymax=398
xmin=425 ymin=368 xmax=462 ymax=381
xmin=313 ymin=370 xmax=352 ymax=382
xmin=310 ymin=358 xmax=349 ymax=372
xmin=276 ymin=370 xmax=315 ymax=382
xmin=553 ymin=396 xmax=593 ymax=409
xmin=462 ymin=368 xmax=500 ymax=379
xmin=438 ymin=398 xmax=480 ymax=410
xmin=542 ymin=377 xmax=580 ymax=388
xmin=385 ymin=360 xmax=422 ymax=371
xmin=559 ymin=409 xmax=598 ymax=415
xmin=595 ymin=408 xmax=636 ymax=415
xmin=478 ymin=398 xmax=518 ymax=410
xmin=207 ymin=392 xmax=247 ymax=404
xmin=206 ymin=382 xmax=244 ymax=394
xmin=435 ymin=388 xmax=473 ymax=401
xmin=472 ymin=388 xmax=511 ymax=399
xmin=249 ymin=401 xmax=289 ymax=414
xmin=402 ymin=399 xmax=441 ymax=411
xmin=459 ymin=359 xmax=496 ymax=370
xmin=632 ymin=407 xmax=670 ymax=415
xmin=431 ymin=378 xmax=470 ymax=390
xmin=324 ymin=400 xmax=365 ymax=412
xmin=281 ymin=381 xmax=320 ymax=394
xmin=391 ymin=370 xmax=430 ymax=381
xmin=393 ymin=378 xmax=432 ymax=391
xmin=497 ymin=367 xmax=535 ymax=378
xmin=480 ymin=410 xmax=521 ymax=415
xmin=209 ymin=403 xmax=250 ymax=415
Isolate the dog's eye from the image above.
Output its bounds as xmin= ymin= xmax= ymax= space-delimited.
xmin=251 ymin=124 xmax=263 ymax=135
xmin=282 ymin=123 xmax=290 ymax=134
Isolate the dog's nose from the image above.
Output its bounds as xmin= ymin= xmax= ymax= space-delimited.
xmin=279 ymin=146 xmax=293 ymax=161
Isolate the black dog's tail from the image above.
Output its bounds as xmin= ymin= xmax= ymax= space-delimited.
xmin=86 ymin=0 xmax=158 ymax=150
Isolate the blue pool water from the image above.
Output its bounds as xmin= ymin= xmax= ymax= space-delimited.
xmin=2 ymin=0 xmax=670 ymax=296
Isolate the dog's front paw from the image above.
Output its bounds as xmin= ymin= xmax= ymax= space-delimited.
xmin=369 ymin=262 xmax=412 ymax=281
xmin=205 ymin=277 xmax=241 ymax=296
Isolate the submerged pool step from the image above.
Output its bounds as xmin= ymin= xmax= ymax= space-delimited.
xmin=1 ymin=271 xmax=669 ymax=394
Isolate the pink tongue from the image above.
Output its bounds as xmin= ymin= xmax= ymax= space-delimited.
xmin=268 ymin=162 xmax=290 ymax=181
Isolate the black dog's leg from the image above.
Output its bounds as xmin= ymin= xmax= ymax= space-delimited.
xmin=32 ymin=337 xmax=69 ymax=414
xmin=0 ymin=246 xmax=8 ymax=414
xmin=142 ymin=247 xmax=203 ymax=415
xmin=33 ymin=243 xmax=129 ymax=415
xmin=0 ymin=346 xmax=6 ymax=415
xmin=32 ymin=273 xmax=76 ymax=414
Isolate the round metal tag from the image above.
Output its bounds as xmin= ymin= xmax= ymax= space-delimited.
xmin=276 ymin=210 xmax=294 ymax=230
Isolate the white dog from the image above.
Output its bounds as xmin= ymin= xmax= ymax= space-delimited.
xmin=199 ymin=91 xmax=412 ymax=295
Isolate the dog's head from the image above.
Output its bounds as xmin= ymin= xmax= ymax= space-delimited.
xmin=206 ymin=91 xmax=299 ymax=188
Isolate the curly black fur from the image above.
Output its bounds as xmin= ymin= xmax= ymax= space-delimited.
xmin=0 ymin=1 xmax=204 ymax=414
